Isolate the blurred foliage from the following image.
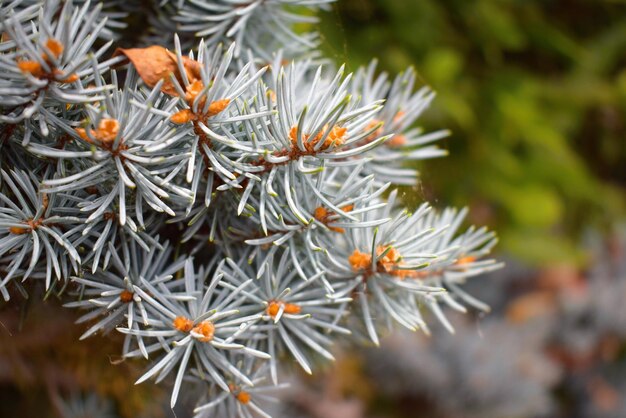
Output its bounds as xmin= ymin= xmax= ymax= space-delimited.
xmin=280 ymin=226 xmax=626 ymax=418
xmin=319 ymin=0 xmax=626 ymax=265
xmin=0 ymin=294 xmax=165 ymax=418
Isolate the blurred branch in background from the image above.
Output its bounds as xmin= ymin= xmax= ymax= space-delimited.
xmin=319 ymin=0 xmax=626 ymax=265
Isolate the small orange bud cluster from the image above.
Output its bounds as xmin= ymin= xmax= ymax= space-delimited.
xmin=170 ymin=80 xmax=230 ymax=124
xmin=348 ymin=250 xmax=372 ymax=271
xmin=75 ymin=118 xmax=120 ymax=145
xmin=376 ymin=245 xmax=419 ymax=279
xmin=8 ymin=218 xmax=43 ymax=235
xmin=386 ymin=110 xmax=408 ymax=148
xmin=170 ymin=109 xmax=194 ymax=124
xmin=358 ymin=117 xmax=407 ymax=148
xmin=313 ymin=204 xmax=354 ymax=233
xmin=173 ymin=316 xmax=215 ymax=342
xmin=9 ymin=225 xmax=30 ymax=235
xmin=228 ymin=384 xmax=252 ymax=404
xmin=207 ymin=99 xmax=231 ymax=117
xmin=313 ymin=207 xmax=330 ymax=223
xmin=386 ymin=134 xmax=407 ymax=148
xmin=45 ymin=38 xmax=64 ymax=59
xmin=55 ymin=71 xmax=79 ymax=83
xmin=363 ymin=119 xmax=384 ymax=144
xmin=456 ymin=255 xmax=476 ymax=265
xmin=119 ymin=290 xmax=134 ymax=303
xmin=348 ymin=246 xmax=423 ymax=280
xmin=184 ymin=80 xmax=204 ymax=106
xmin=376 ymin=245 xmax=401 ymax=273
xmin=17 ymin=39 xmax=78 ymax=83
xmin=454 ymin=255 xmax=476 ymax=273
xmin=266 ymin=300 xmax=302 ymax=319
xmin=191 ymin=320 xmax=215 ymax=342
xmin=17 ymin=60 xmax=44 ymax=78
xmin=289 ymin=124 xmax=347 ymax=152
xmin=236 ymin=391 xmax=251 ymax=404
xmin=173 ymin=316 xmax=194 ymax=333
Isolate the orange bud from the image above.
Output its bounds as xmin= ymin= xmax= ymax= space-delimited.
xmin=283 ymin=302 xmax=302 ymax=315
xmin=207 ymin=99 xmax=230 ymax=117
xmin=313 ymin=206 xmax=345 ymax=232
xmin=348 ymin=250 xmax=372 ymax=271
xmin=236 ymin=391 xmax=251 ymax=404
xmin=192 ymin=320 xmax=215 ymax=342
xmin=456 ymin=256 xmax=476 ymax=265
xmin=365 ymin=119 xmax=383 ymax=132
xmin=316 ymin=125 xmax=346 ymax=150
xmin=170 ymin=109 xmax=194 ymax=124
xmin=376 ymin=245 xmax=402 ymax=272
xmin=9 ymin=226 xmax=30 ymax=234
xmin=173 ymin=316 xmax=194 ymax=332
xmin=119 ymin=290 xmax=134 ymax=303
xmin=45 ymin=39 xmax=64 ymax=59
xmin=361 ymin=119 xmax=384 ymax=145
xmin=387 ymin=134 xmax=406 ymax=148
xmin=267 ymin=301 xmax=280 ymax=318
xmin=313 ymin=206 xmax=329 ymax=222
xmin=59 ymin=72 xmax=79 ymax=83
xmin=75 ymin=127 xmax=92 ymax=143
xmin=266 ymin=301 xmax=301 ymax=319
xmin=288 ymin=125 xmax=299 ymax=143
xmin=290 ymin=124 xmax=346 ymax=152
xmin=184 ymin=80 xmax=204 ymax=103
xmin=96 ymin=118 xmax=119 ymax=143
xmin=328 ymin=126 xmax=347 ymax=140
xmin=17 ymin=60 xmax=43 ymax=77
xmin=393 ymin=110 xmax=405 ymax=123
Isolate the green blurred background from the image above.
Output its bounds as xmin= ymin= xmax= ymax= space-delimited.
xmin=318 ymin=0 xmax=626 ymax=265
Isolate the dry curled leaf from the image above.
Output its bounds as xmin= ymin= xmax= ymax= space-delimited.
xmin=114 ymin=46 xmax=201 ymax=96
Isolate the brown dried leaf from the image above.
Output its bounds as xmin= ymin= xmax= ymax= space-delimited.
xmin=164 ymin=49 xmax=201 ymax=83
xmin=114 ymin=46 xmax=201 ymax=97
